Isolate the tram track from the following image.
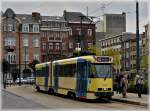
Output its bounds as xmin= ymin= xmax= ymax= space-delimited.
xmin=4 ymin=85 xmax=148 ymax=110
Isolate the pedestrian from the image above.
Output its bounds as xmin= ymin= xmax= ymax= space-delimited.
xmin=135 ymin=74 xmax=144 ymax=98
xmin=120 ymin=74 xmax=128 ymax=98
xmin=116 ymin=74 xmax=121 ymax=94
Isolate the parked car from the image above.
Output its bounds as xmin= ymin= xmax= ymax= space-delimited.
xmin=15 ymin=78 xmax=27 ymax=84
xmin=6 ymin=79 xmax=13 ymax=85
xmin=26 ymin=77 xmax=35 ymax=84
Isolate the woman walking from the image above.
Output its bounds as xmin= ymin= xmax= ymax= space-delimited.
xmin=120 ymin=74 xmax=128 ymax=98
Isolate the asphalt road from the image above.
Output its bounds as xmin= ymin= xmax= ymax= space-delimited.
xmin=2 ymin=90 xmax=48 ymax=109
xmin=2 ymin=85 xmax=148 ymax=110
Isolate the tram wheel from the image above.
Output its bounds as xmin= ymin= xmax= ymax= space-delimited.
xmin=70 ymin=92 xmax=76 ymax=100
xmin=48 ymin=88 xmax=54 ymax=94
xmin=36 ymin=86 xmax=40 ymax=92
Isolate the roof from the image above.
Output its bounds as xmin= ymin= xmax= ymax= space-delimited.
xmin=42 ymin=16 xmax=66 ymax=22
xmin=3 ymin=8 xmax=16 ymax=18
xmin=16 ymin=14 xmax=40 ymax=24
xmin=53 ymin=55 xmax=113 ymax=64
xmin=63 ymin=10 xmax=92 ymax=23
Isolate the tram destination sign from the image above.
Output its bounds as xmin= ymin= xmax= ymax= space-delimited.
xmin=95 ymin=56 xmax=111 ymax=62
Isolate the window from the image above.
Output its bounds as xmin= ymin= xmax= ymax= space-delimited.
xmin=48 ymin=43 xmax=53 ymax=50
xmin=3 ymin=25 xmax=7 ymax=31
xmin=126 ymin=53 xmax=129 ymax=58
xmin=55 ymin=43 xmax=60 ymax=50
xmin=6 ymin=52 xmax=16 ymax=64
xmin=22 ymin=24 xmax=29 ymax=32
xmin=56 ymin=64 xmax=76 ymax=77
xmin=33 ymin=54 xmax=39 ymax=61
xmin=48 ymin=36 xmax=54 ymax=41
xmin=69 ymin=30 xmax=72 ymax=36
xmin=76 ymin=43 xmax=80 ymax=48
xmin=23 ymin=38 xmax=28 ymax=47
xmin=8 ymin=24 xmax=13 ymax=31
xmin=126 ymin=62 xmax=129 ymax=67
xmin=62 ymin=43 xmax=66 ymax=50
xmin=69 ymin=42 xmax=73 ymax=49
xmin=126 ymin=42 xmax=129 ymax=48
xmin=33 ymin=24 xmax=39 ymax=32
xmin=87 ymin=29 xmax=92 ymax=36
xmin=42 ymin=43 xmax=46 ymax=50
xmin=88 ymin=42 xmax=92 ymax=48
xmin=77 ymin=28 xmax=81 ymax=35
xmin=5 ymin=38 xmax=16 ymax=46
xmin=89 ymin=63 xmax=112 ymax=78
xmin=33 ymin=38 xmax=39 ymax=47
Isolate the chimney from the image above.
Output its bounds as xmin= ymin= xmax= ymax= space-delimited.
xmin=32 ymin=12 xmax=40 ymax=20
xmin=122 ymin=12 xmax=126 ymax=15
xmin=63 ymin=10 xmax=67 ymax=20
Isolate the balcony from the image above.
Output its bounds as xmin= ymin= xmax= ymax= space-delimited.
xmin=5 ymin=46 xmax=16 ymax=52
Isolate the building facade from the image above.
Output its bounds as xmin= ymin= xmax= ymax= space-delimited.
xmin=40 ymin=16 xmax=72 ymax=62
xmin=141 ymin=23 xmax=149 ymax=79
xmin=63 ymin=10 xmax=96 ymax=53
xmin=99 ymin=32 xmax=143 ymax=79
xmin=97 ymin=13 xmax=126 ymax=35
xmin=2 ymin=8 xmax=96 ymax=79
xmin=99 ymin=34 xmax=122 ymax=75
xmin=2 ymin=8 xmax=41 ymax=78
xmin=96 ymin=13 xmax=126 ymax=52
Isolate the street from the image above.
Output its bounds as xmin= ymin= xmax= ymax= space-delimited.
xmin=2 ymin=85 xmax=148 ymax=110
xmin=2 ymin=90 xmax=47 ymax=109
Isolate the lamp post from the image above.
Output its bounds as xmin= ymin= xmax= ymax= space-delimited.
xmin=18 ymin=24 xmax=21 ymax=86
xmin=24 ymin=46 xmax=27 ymax=69
xmin=136 ymin=1 xmax=140 ymax=75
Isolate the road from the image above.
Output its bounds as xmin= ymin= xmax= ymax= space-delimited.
xmin=2 ymin=85 xmax=148 ymax=110
xmin=2 ymin=90 xmax=47 ymax=109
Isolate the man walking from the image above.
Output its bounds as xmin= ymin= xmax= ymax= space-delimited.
xmin=135 ymin=74 xmax=144 ymax=98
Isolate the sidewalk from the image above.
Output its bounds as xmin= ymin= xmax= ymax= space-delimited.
xmin=112 ymin=92 xmax=149 ymax=106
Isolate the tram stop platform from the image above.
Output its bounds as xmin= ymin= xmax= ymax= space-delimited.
xmin=112 ymin=92 xmax=149 ymax=106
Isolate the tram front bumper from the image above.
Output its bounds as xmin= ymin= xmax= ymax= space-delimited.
xmin=95 ymin=92 xmax=114 ymax=97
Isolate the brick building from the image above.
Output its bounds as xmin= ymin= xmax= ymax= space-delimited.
xmin=2 ymin=8 xmax=41 ymax=78
xmin=63 ymin=10 xmax=96 ymax=53
xmin=40 ymin=16 xmax=72 ymax=62
xmin=2 ymin=8 xmax=96 ymax=79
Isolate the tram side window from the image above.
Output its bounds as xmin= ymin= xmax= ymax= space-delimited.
xmin=43 ymin=66 xmax=49 ymax=77
xmin=59 ymin=64 xmax=76 ymax=77
xmin=36 ymin=69 xmax=42 ymax=77
xmin=54 ymin=65 xmax=60 ymax=77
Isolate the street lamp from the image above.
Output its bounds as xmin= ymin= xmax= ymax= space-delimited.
xmin=136 ymin=1 xmax=140 ymax=75
xmin=18 ymin=24 xmax=21 ymax=86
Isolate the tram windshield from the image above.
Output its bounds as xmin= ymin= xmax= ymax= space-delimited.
xmin=89 ymin=63 xmax=112 ymax=78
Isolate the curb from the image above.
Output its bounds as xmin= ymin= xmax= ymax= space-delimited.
xmin=111 ymin=98 xmax=148 ymax=107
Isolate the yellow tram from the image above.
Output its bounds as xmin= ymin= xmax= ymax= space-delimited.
xmin=35 ymin=55 xmax=114 ymax=99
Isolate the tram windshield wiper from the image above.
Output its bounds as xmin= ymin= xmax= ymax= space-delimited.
xmin=104 ymin=74 xmax=109 ymax=80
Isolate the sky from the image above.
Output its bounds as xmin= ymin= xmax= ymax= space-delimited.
xmin=1 ymin=0 xmax=149 ymax=33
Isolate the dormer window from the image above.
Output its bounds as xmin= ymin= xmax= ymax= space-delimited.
xmin=22 ymin=24 xmax=29 ymax=32
xmin=8 ymin=24 xmax=13 ymax=31
xmin=33 ymin=24 xmax=39 ymax=33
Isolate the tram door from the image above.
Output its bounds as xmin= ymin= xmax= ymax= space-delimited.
xmin=76 ymin=59 xmax=88 ymax=97
xmin=53 ymin=64 xmax=59 ymax=93
xmin=44 ymin=64 xmax=49 ymax=90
